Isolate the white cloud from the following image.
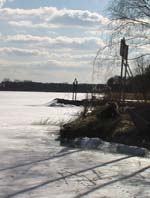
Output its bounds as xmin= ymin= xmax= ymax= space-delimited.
xmin=0 ymin=47 xmax=48 ymax=56
xmin=0 ymin=59 xmax=92 ymax=83
xmin=0 ymin=7 xmax=109 ymax=29
xmin=5 ymin=34 xmax=104 ymax=50
xmin=0 ymin=6 xmax=110 ymax=83
xmin=0 ymin=46 xmax=95 ymax=68
xmin=8 ymin=20 xmax=33 ymax=27
xmin=8 ymin=20 xmax=58 ymax=28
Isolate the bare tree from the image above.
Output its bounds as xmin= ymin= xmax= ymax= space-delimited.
xmin=92 ymin=0 xmax=150 ymax=82
xmin=108 ymin=0 xmax=150 ymax=56
xmin=109 ymin=0 xmax=150 ymax=24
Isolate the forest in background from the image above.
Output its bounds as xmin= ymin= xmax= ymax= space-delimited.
xmin=0 ymin=79 xmax=105 ymax=93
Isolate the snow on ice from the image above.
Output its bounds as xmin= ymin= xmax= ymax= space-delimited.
xmin=0 ymin=92 xmax=149 ymax=198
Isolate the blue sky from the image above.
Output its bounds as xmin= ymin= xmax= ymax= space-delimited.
xmin=0 ymin=0 xmax=111 ymax=83
xmin=4 ymin=0 xmax=109 ymax=12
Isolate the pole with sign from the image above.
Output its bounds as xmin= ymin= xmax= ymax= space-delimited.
xmin=119 ymin=38 xmax=129 ymax=104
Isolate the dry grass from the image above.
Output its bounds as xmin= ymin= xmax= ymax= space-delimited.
xmin=113 ymin=113 xmax=135 ymax=136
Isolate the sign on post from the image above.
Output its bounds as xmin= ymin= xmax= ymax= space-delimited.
xmin=120 ymin=38 xmax=128 ymax=60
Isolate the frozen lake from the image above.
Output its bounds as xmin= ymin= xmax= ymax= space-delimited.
xmin=0 ymin=92 xmax=150 ymax=198
xmin=0 ymin=91 xmax=84 ymax=158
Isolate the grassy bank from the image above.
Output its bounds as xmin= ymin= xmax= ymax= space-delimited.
xmin=60 ymin=101 xmax=150 ymax=150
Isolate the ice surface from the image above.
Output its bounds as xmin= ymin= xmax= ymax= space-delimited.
xmin=0 ymin=92 xmax=149 ymax=198
xmin=62 ymin=137 xmax=150 ymax=157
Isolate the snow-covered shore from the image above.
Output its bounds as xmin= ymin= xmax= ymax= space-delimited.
xmin=0 ymin=92 xmax=149 ymax=198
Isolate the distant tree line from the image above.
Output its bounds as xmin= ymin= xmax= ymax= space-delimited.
xmin=0 ymin=79 xmax=105 ymax=93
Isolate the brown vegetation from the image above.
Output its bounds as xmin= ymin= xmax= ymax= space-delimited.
xmin=60 ymin=101 xmax=150 ymax=150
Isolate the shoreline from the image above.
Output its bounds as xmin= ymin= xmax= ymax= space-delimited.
xmin=59 ymin=101 xmax=150 ymax=151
